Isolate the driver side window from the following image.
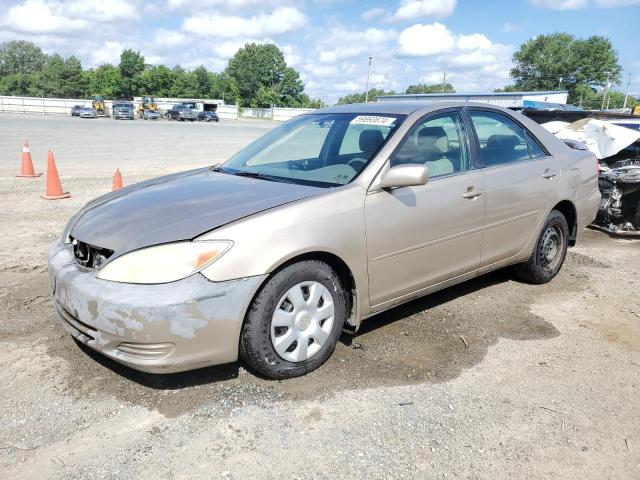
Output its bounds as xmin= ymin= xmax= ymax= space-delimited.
xmin=391 ymin=112 xmax=469 ymax=178
xmin=390 ymin=112 xmax=469 ymax=178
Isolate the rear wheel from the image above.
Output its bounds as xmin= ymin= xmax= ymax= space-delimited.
xmin=515 ymin=210 xmax=569 ymax=284
xmin=240 ymin=260 xmax=347 ymax=379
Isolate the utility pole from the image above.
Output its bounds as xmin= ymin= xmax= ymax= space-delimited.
xmin=601 ymin=72 xmax=611 ymax=111
xmin=364 ymin=56 xmax=373 ymax=102
xmin=623 ymin=73 xmax=631 ymax=110
xmin=441 ymin=72 xmax=447 ymax=93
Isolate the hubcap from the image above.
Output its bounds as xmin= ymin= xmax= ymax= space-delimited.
xmin=271 ymin=281 xmax=335 ymax=363
xmin=540 ymin=224 xmax=563 ymax=270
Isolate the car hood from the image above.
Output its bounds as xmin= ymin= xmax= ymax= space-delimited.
xmin=68 ymin=167 xmax=324 ymax=256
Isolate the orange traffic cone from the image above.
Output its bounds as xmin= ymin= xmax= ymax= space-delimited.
xmin=16 ymin=141 xmax=41 ymax=178
xmin=41 ymin=151 xmax=70 ymax=200
xmin=112 ymin=169 xmax=123 ymax=191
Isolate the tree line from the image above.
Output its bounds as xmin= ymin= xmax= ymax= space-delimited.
xmin=338 ymin=33 xmax=636 ymax=110
xmin=0 ymin=40 xmax=322 ymax=108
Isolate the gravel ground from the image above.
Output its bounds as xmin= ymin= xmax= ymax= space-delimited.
xmin=1 ymin=113 xmax=639 ymax=479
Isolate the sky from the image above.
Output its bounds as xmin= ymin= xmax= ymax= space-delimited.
xmin=0 ymin=0 xmax=638 ymax=103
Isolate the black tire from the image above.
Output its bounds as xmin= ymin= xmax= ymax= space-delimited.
xmin=515 ymin=210 xmax=569 ymax=284
xmin=240 ymin=260 xmax=347 ymax=379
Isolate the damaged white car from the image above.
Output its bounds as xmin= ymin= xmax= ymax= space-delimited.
xmin=543 ymin=118 xmax=640 ymax=235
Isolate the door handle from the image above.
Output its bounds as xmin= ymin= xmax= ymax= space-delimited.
xmin=462 ymin=187 xmax=483 ymax=199
xmin=542 ymin=169 xmax=557 ymax=179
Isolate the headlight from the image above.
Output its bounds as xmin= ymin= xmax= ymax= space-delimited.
xmin=96 ymin=241 xmax=232 ymax=284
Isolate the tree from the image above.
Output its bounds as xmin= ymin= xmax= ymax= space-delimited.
xmin=0 ymin=40 xmax=47 ymax=76
xmin=405 ymin=83 xmax=455 ymax=94
xmin=510 ymin=33 xmax=621 ymax=103
xmin=38 ymin=54 xmax=85 ymax=97
xmin=224 ymin=43 xmax=308 ymax=107
xmin=337 ymin=88 xmax=396 ymax=105
xmin=84 ymin=64 xmax=120 ymax=98
xmin=118 ymin=49 xmax=145 ymax=99
xmin=0 ymin=73 xmax=39 ymax=96
xmin=139 ymin=65 xmax=175 ymax=97
xmin=191 ymin=66 xmax=211 ymax=97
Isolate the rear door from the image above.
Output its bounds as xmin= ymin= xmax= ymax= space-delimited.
xmin=466 ymin=109 xmax=559 ymax=266
xmin=365 ymin=109 xmax=485 ymax=306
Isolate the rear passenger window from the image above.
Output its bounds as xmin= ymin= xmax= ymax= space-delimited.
xmin=526 ymin=132 xmax=547 ymax=159
xmin=390 ymin=112 xmax=469 ymax=178
xmin=469 ymin=111 xmax=532 ymax=166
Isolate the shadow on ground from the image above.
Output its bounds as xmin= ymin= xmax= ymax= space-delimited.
xmin=40 ymin=262 xmax=577 ymax=417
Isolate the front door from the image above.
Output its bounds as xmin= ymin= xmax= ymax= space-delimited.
xmin=365 ymin=110 xmax=485 ymax=307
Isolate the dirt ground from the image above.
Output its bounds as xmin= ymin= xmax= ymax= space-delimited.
xmin=1 ymin=113 xmax=639 ymax=479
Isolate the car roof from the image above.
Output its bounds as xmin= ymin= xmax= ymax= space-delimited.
xmin=315 ymin=101 xmax=514 ymax=116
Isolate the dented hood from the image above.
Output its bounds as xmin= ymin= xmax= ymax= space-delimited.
xmin=69 ymin=167 xmax=323 ymax=255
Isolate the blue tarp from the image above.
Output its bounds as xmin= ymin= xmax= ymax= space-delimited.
xmin=522 ymin=100 xmax=583 ymax=111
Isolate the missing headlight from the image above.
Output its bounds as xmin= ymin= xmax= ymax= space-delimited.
xmin=70 ymin=237 xmax=114 ymax=269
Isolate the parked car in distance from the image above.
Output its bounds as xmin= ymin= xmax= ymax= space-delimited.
xmin=165 ymin=104 xmax=197 ymax=121
xmin=49 ymin=102 xmax=600 ymax=379
xmin=198 ymin=111 xmax=219 ymax=122
xmin=78 ymin=107 xmax=97 ymax=118
xmin=70 ymin=105 xmax=83 ymax=116
xmin=143 ymin=109 xmax=161 ymax=120
xmin=112 ymin=102 xmax=135 ymax=120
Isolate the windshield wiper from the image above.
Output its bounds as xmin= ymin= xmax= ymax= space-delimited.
xmin=231 ymin=171 xmax=282 ymax=182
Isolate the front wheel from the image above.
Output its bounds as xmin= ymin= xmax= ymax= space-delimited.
xmin=240 ymin=260 xmax=347 ymax=379
xmin=515 ymin=210 xmax=569 ymax=284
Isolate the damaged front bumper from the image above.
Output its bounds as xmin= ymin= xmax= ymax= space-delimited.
xmin=48 ymin=240 xmax=266 ymax=373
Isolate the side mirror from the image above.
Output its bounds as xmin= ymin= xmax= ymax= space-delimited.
xmin=378 ymin=163 xmax=430 ymax=189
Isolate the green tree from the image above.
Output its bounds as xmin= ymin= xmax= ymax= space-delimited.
xmin=38 ymin=54 xmax=85 ymax=97
xmin=225 ymin=43 xmax=307 ymax=107
xmin=337 ymin=88 xmax=396 ymax=105
xmin=0 ymin=73 xmax=39 ymax=96
xmin=405 ymin=83 xmax=455 ymax=94
xmin=0 ymin=40 xmax=47 ymax=76
xmin=139 ymin=65 xmax=175 ymax=97
xmin=84 ymin=64 xmax=120 ymax=98
xmin=209 ymin=71 xmax=240 ymax=104
xmin=510 ymin=33 xmax=621 ymax=103
xmin=191 ymin=66 xmax=211 ymax=97
xmin=118 ymin=49 xmax=145 ymax=99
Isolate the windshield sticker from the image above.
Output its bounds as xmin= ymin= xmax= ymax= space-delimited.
xmin=350 ymin=115 xmax=396 ymax=126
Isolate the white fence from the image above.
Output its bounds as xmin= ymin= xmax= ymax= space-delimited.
xmin=0 ymin=95 xmax=317 ymax=121
xmin=241 ymin=106 xmax=316 ymax=121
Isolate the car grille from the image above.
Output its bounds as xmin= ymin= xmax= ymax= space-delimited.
xmin=70 ymin=237 xmax=114 ymax=269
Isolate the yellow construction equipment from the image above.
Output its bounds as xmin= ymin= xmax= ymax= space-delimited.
xmin=138 ymin=96 xmax=158 ymax=118
xmin=91 ymin=95 xmax=106 ymax=116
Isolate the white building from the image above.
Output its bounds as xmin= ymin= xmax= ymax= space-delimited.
xmin=377 ymin=91 xmax=569 ymax=108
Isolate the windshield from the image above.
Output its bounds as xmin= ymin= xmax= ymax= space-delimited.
xmin=221 ymin=113 xmax=405 ymax=187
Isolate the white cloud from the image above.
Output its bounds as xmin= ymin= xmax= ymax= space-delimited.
xmin=457 ymin=33 xmax=492 ymax=50
xmin=2 ymin=0 xmax=89 ymax=34
xmin=594 ymin=0 xmax=640 ymax=5
xmin=530 ymin=0 xmax=639 ymax=8
xmin=503 ymin=22 xmax=523 ymax=32
xmin=182 ymin=7 xmax=307 ymax=37
xmin=65 ymin=0 xmax=137 ymax=21
xmin=152 ymin=29 xmax=187 ymax=47
xmin=391 ymin=0 xmax=457 ymax=21
xmin=361 ymin=7 xmax=386 ymax=21
xmin=397 ymin=23 xmax=455 ymax=56
xmin=316 ymin=27 xmax=397 ymax=63
xmin=167 ymin=0 xmax=292 ymax=12
xmin=529 ymin=0 xmax=588 ymax=8
xmin=88 ymin=41 xmax=127 ymax=65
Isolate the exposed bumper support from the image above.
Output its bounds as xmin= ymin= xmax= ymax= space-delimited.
xmin=48 ymin=240 xmax=266 ymax=373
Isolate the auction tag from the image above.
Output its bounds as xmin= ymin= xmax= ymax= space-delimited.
xmin=350 ymin=115 xmax=396 ymax=126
